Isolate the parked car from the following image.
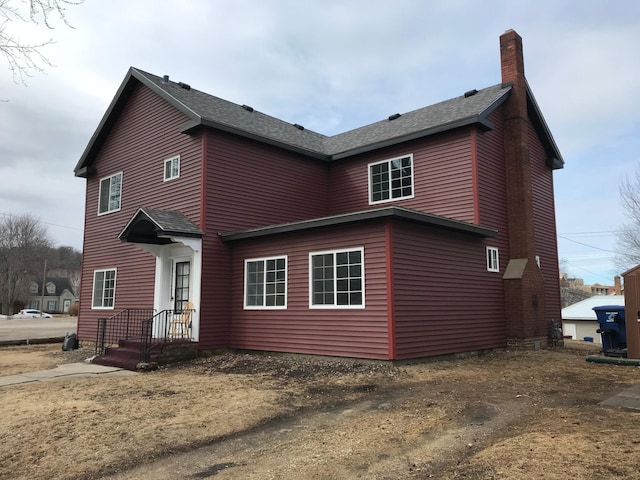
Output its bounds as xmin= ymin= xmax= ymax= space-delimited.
xmin=14 ymin=309 xmax=52 ymax=318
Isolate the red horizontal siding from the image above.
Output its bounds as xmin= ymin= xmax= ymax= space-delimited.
xmin=77 ymin=82 xmax=202 ymax=341
xmin=226 ymin=221 xmax=390 ymax=359
xmin=200 ymin=130 xmax=330 ymax=349
xmin=529 ymin=123 xmax=562 ymax=325
xmin=328 ymin=130 xmax=476 ymax=223
xmin=392 ymin=220 xmax=506 ymax=359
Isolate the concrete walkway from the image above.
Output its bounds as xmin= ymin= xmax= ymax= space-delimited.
xmin=0 ymin=362 xmax=137 ymax=388
xmin=600 ymin=384 xmax=640 ymax=412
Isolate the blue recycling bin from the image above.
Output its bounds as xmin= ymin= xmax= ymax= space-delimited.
xmin=593 ymin=305 xmax=627 ymax=356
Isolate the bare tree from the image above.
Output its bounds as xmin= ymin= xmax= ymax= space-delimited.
xmin=616 ymin=164 xmax=640 ymax=271
xmin=0 ymin=0 xmax=82 ymax=84
xmin=0 ymin=213 xmax=52 ymax=314
xmin=558 ymin=259 xmax=593 ymax=308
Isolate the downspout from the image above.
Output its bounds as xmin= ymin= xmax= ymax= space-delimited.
xmin=385 ymin=218 xmax=396 ymax=360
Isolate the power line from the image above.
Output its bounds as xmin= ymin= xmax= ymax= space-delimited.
xmin=0 ymin=212 xmax=83 ymax=232
xmin=557 ymin=235 xmax=618 ymax=254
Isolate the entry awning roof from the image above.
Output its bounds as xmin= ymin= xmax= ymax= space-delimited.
xmin=119 ymin=207 xmax=203 ymax=245
xmin=219 ymin=206 xmax=497 ymax=241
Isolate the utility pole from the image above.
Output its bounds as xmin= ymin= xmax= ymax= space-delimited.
xmin=40 ymin=259 xmax=47 ymax=314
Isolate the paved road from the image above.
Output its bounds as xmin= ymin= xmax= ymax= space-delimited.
xmin=0 ymin=316 xmax=77 ymax=343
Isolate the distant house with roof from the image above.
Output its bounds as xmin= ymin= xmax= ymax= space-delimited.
xmin=561 ymin=295 xmax=625 ymax=344
xmin=73 ymin=30 xmax=565 ymax=367
xmin=29 ymin=277 xmax=77 ymax=314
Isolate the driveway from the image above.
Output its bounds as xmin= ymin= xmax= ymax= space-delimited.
xmin=0 ymin=315 xmax=77 ymax=343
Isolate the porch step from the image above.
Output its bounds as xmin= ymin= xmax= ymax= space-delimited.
xmin=93 ymin=339 xmax=199 ymax=371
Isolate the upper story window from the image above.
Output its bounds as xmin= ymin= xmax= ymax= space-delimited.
xmin=369 ymin=154 xmax=414 ymax=205
xmin=310 ymin=247 xmax=364 ymax=308
xmin=46 ymin=282 xmax=56 ymax=295
xmin=164 ymin=155 xmax=180 ymax=181
xmin=29 ymin=282 xmax=38 ymax=294
xmin=486 ymin=247 xmax=499 ymax=272
xmin=98 ymin=172 xmax=122 ymax=215
xmin=92 ymin=268 xmax=116 ymax=309
xmin=244 ymin=256 xmax=287 ymax=309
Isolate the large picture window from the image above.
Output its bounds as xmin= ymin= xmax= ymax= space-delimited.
xmin=92 ymin=268 xmax=117 ymax=309
xmin=98 ymin=172 xmax=122 ymax=214
xmin=244 ymin=256 xmax=287 ymax=309
xmin=310 ymin=247 xmax=364 ymax=308
xmin=369 ymin=155 xmax=414 ymax=204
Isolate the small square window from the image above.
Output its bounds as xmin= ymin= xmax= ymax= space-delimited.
xmin=486 ymin=247 xmax=499 ymax=272
xmin=164 ymin=155 xmax=180 ymax=181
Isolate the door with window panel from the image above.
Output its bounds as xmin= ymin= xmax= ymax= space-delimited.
xmin=174 ymin=261 xmax=190 ymax=312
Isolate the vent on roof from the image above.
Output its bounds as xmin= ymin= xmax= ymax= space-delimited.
xmin=162 ymin=75 xmax=169 ymax=84
xmin=178 ymin=82 xmax=191 ymax=90
xmin=464 ymin=89 xmax=478 ymax=98
xmin=293 ymin=123 xmax=305 ymax=130
xmin=242 ymin=104 xmax=254 ymax=112
xmin=388 ymin=113 xmax=401 ymax=121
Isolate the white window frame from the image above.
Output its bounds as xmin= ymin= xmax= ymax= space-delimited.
xmin=368 ymin=154 xmax=415 ymax=205
xmin=244 ymin=256 xmax=288 ymax=310
xmin=92 ymin=268 xmax=117 ymax=309
xmin=486 ymin=247 xmax=499 ymax=272
xmin=309 ymin=247 xmax=365 ymax=309
xmin=164 ymin=155 xmax=180 ymax=182
xmin=98 ymin=172 xmax=123 ymax=215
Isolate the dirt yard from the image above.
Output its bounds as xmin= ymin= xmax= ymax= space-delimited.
xmin=0 ymin=342 xmax=639 ymax=480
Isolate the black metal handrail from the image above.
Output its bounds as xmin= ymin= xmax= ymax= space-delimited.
xmin=96 ymin=307 xmax=195 ymax=363
xmin=140 ymin=308 xmax=195 ymax=362
xmin=95 ymin=308 xmax=156 ymax=356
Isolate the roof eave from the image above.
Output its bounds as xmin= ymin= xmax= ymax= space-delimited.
xmin=329 ymin=116 xmax=495 ymax=161
xmin=180 ymin=118 xmax=330 ymax=161
xmin=525 ymin=80 xmax=564 ymax=170
xmin=219 ymin=206 xmax=497 ymax=241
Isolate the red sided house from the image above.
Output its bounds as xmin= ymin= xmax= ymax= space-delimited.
xmin=74 ymin=30 xmax=564 ymax=368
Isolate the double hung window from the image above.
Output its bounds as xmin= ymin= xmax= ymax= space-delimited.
xmin=98 ymin=172 xmax=122 ymax=214
xmin=92 ymin=268 xmax=117 ymax=309
xmin=486 ymin=247 xmax=499 ymax=272
xmin=164 ymin=155 xmax=180 ymax=181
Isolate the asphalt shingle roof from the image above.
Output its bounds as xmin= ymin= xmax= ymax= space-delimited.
xmin=134 ymin=68 xmax=511 ymax=159
xmin=75 ymin=66 xmax=563 ymax=175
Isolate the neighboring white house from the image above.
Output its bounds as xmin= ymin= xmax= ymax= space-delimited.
xmin=561 ymin=295 xmax=625 ymax=344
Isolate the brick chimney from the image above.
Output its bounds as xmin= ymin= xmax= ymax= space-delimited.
xmin=614 ymin=275 xmax=622 ymax=295
xmin=500 ymin=30 xmax=549 ymax=348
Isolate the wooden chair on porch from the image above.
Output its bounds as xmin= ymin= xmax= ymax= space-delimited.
xmin=168 ymin=301 xmax=193 ymax=340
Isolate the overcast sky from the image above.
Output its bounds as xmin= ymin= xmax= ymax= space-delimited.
xmin=1 ymin=0 xmax=639 ymax=285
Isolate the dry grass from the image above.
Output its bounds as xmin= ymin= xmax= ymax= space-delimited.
xmin=1 ymin=344 xmax=639 ymax=480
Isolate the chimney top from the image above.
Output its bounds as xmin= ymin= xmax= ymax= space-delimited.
xmin=500 ymin=29 xmax=525 ymax=86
